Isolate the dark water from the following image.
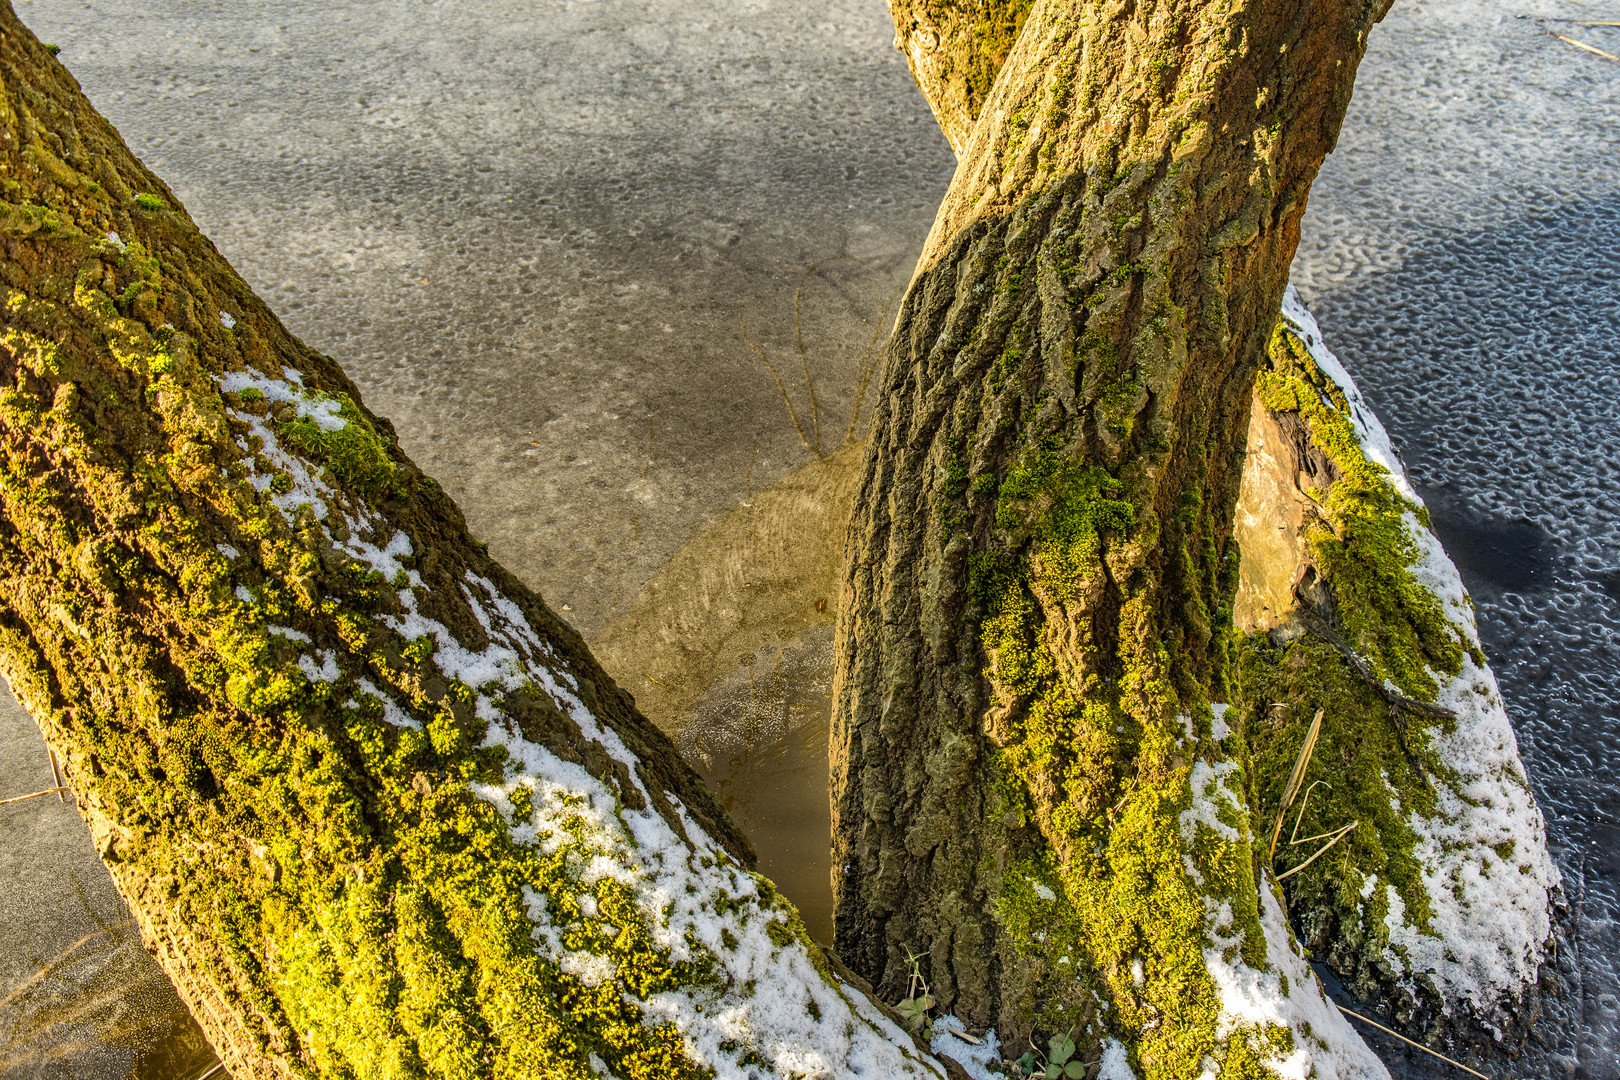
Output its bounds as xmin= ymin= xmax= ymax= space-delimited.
xmin=682 ymin=629 xmax=839 ymax=943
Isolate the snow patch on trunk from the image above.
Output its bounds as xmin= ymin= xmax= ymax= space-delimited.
xmin=1204 ymin=872 xmax=1391 ymax=1080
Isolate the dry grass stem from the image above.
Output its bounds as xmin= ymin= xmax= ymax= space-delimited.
xmin=0 ymin=785 xmax=69 ymax=806
xmin=1335 ymin=1005 xmax=1489 ymax=1079
xmin=1276 ymin=822 xmax=1357 ymax=881
xmin=1268 ymin=707 xmax=1323 ymax=861
xmin=0 ymin=929 xmax=107 ymax=1012
xmin=740 ymin=316 xmax=820 ymax=458
xmin=1548 ymin=30 xmax=1620 ymax=60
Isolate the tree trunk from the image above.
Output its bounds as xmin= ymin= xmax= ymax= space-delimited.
xmin=882 ymin=0 xmax=1559 ymax=1056
xmin=0 ymin=9 xmax=947 ymax=1078
xmin=885 ymin=0 xmax=1036 ymax=158
xmin=831 ymin=0 xmax=1400 ymax=1072
xmin=1227 ymin=294 xmax=1557 ymax=1055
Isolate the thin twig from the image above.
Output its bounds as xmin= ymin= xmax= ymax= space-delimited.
xmin=1289 ymin=781 xmax=1337 ymax=845
xmin=1268 ymin=708 xmax=1323 ymax=861
xmin=1548 ymin=30 xmax=1620 ymax=60
xmin=0 ymin=928 xmax=108 ymax=1011
xmin=0 ymin=785 xmax=70 ymax=806
xmin=1109 ymin=775 xmax=1140 ymax=816
xmin=1335 ymin=1005 xmax=1489 ymax=1079
xmin=793 ymin=260 xmax=842 ymax=456
xmin=1295 ymin=611 xmax=1457 ymax=723
xmin=193 ymin=1062 xmax=227 ymax=1080
xmin=48 ymin=746 xmax=65 ymax=803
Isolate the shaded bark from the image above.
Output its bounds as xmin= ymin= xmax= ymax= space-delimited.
xmin=832 ymin=0 xmax=1391 ymax=1067
xmin=0 ymin=9 xmax=946 ymax=1078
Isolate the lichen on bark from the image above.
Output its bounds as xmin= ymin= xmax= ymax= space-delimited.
xmin=832 ymin=0 xmax=1396 ymax=1073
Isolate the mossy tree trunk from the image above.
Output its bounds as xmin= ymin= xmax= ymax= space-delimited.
xmin=831 ymin=0 xmax=1396 ymax=1071
xmin=0 ymin=8 xmax=950 ymax=1079
xmin=885 ymin=0 xmax=1037 ymax=158
xmin=882 ymin=0 xmax=1559 ymax=1057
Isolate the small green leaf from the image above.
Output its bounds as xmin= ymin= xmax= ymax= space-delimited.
xmin=1045 ymin=1065 xmax=1062 ymax=1080
xmin=1065 ymin=1061 xmax=1085 ymax=1079
xmin=1049 ymin=1033 xmax=1076 ymax=1064
xmin=896 ymin=997 xmax=929 ymax=1031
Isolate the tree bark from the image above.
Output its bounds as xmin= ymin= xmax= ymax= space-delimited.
xmin=881 ymin=0 xmax=1559 ymax=1056
xmin=0 ymin=9 xmax=947 ymax=1078
xmin=832 ymin=0 xmax=1398 ymax=1072
xmin=885 ymin=0 xmax=1036 ymax=157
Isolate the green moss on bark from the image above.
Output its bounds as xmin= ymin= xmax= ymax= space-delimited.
xmin=1255 ymin=323 xmax=1467 ymax=700
xmin=0 ymin=13 xmax=864 ymax=1079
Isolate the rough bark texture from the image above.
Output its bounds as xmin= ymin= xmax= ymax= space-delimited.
xmin=882 ymin=0 xmax=1557 ymax=1061
xmin=886 ymin=0 xmax=1036 ymax=157
xmin=832 ymin=0 xmax=1391 ymax=1067
xmin=0 ymin=10 xmax=949 ymax=1079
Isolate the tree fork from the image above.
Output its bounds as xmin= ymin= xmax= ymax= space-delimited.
xmin=0 ymin=8 xmax=952 ymax=1078
xmin=832 ymin=0 xmax=1397 ymax=1071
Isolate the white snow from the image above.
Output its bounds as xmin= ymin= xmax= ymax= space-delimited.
xmin=929 ymin=1017 xmax=1000 ymax=1080
xmin=104 ymin=230 xmax=126 ymax=252
xmin=219 ymin=310 xmax=237 ymax=330
xmin=1201 ymin=872 xmax=1391 ymax=1080
xmin=298 ymin=649 xmax=342 ymax=683
xmin=1179 ymin=759 xmax=1242 ymax=886
xmin=1097 ymin=1038 xmax=1137 ymax=1080
xmin=355 ymin=677 xmax=420 ymax=730
xmin=218 ymin=367 xmax=345 ymax=431
xmin=1278 ymin=288 xmax=1557 ymax=1014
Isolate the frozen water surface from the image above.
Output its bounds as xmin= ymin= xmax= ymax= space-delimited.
xmin=2 ymin=0 xmax=1616 ymax=1075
